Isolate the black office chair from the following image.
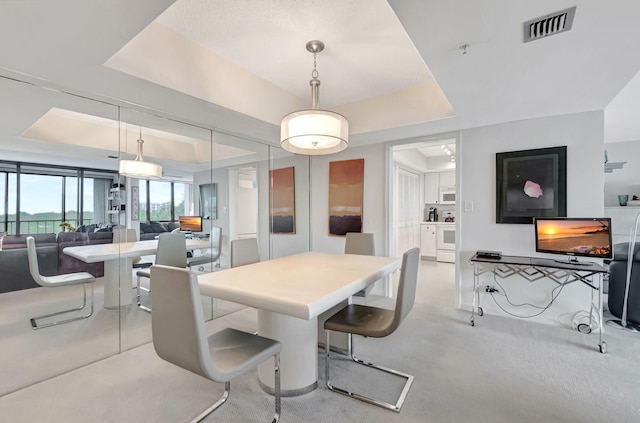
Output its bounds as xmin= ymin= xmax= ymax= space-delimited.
xmin=324 ymin=247 xmax=419 ymax=412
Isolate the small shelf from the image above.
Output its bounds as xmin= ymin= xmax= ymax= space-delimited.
xmin=604 ymin=162 xmax=626 ymax=173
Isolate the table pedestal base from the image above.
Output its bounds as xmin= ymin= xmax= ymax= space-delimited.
xmin=257 ymin=310 xmax=318 ymax=396
xmin=103 ymin=257 xmax=133 ymax=309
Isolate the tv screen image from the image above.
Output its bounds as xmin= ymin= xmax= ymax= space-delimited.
xmin=179 ymin=216 xmax=203 ymax=232
xmin=534 ymin=217 xmax=612 ymax=260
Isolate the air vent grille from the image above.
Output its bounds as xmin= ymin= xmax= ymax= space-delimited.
xmin=524 ymin=6 xmax=576 ymax=43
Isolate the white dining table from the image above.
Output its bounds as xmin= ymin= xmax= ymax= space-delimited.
xmin=197 ymin=251 xmax=401 ymax=396
xmin=63 ymin=239 xmax=211 ymax=308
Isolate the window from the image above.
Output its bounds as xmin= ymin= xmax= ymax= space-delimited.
xmin=20 ymin=173 xmax=63 ymax=234
xmin=149 ymin=180 xmax=172 ymax=221
xmin=173 ymin=182 xmax=187 ymax=218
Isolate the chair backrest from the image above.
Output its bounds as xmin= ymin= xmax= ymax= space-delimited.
xmin=26 ymin=236 xmax=48 ymax=287
xmin=156 ymin=233 xmax=187 ymax=268
xmin=390 ymin=247 xmax=420 ymax=331
xmin=150 ymin=265 xmax=220 ymax=381
xmin=210 ymin=226 xmax=222 ymax=259
xmin=113 ymin=228 xmax=137 ymax=243
xmin=345 ymin=232 xmax=375 ymax=256
xmin=230 ymin=238 xmax=260 ymax=268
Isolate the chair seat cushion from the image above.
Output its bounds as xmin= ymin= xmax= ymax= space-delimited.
xmin=208 ymin=328 xmax=282 ymax=382
xmin=41 ymin=272 xmax=95 ymax=286
xmin=324 ymin=304 xmax=395 ymax=338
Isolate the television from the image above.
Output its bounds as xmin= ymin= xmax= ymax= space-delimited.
xmin=534 ymin=217 xmax=613 ymax=263
xmin=179 ymin=216 xmax=203 ymax=233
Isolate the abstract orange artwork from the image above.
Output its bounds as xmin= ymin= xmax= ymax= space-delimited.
xmin=270 ymin=166 xmax=295 ymax=234
xmin=328 ymin=158 xmax=364 ymax=236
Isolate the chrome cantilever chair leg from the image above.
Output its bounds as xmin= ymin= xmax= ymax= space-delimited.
xmin=136 ymin=275 xmax=151 ymax=313
xmin=325 ymin=331 xmax=414 ymax=413
xmin=188 ymin=353 xmax=280 ymax=423
xmin=31 ymin=284 xmax=94 ymax=329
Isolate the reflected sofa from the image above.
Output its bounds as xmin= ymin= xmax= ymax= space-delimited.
xmin=0 ymin=231 xmax=114 ymax=293
xmin=608 ymin=242 xmax=640 ymax=325
xmin=139 ymin=221 xmax=179 ymax=240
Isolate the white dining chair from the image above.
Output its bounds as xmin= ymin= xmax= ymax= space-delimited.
xmin=345 ymin=232 xmax=376 ymax=298
xmin=187 ymin=226 xmax=222 ymax=271
xmin=150 ymin=265 xmax=282 ymax=422
xmin=26 ymin=236 xmax=96 ymax=329
xmin=230 ymin=238 xmax=260 ymax=268
xmin=135 ymin=232 xmax=187 ymax=312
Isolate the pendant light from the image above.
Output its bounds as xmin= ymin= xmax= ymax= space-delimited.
xmin=281 ymin=40 xmax=349 ymax=155
xmin=118 ymin=128 xmax=163 ymax=179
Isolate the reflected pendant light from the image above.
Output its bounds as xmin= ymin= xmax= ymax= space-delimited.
xmin=118 ymin=128 xmax=163 ymax=179
xmin=281 ymin=40 xmax=349 ymax=155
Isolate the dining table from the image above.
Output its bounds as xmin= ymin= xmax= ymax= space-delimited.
xmin=63 ymin=238 xmax=211 ymax=308
xmin=197 ymin=251 xmax=401 ymax=396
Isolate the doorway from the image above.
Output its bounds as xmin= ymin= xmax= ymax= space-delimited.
xmin=389 ymin=135 xmax=458 ymax=308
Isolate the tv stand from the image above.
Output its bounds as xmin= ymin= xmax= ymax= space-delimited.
xmin=553 ymin=258 xmax=594 ymax=266
xmin=470 ymin=253 xmax=608 ymax=353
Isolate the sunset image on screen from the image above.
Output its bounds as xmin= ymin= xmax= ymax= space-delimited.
xmin=536 ymin=219 xmax=611 ymax=257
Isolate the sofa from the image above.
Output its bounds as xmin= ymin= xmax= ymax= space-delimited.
xmin=139 ymin=221 xmax=179 ymax=240
xmin=0 ymin=231 xmax=114 ymax=293
xmin=608 ymin=242 xmax=640 ymax=325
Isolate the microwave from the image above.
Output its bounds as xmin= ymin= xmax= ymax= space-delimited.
xmin=439 ymin=189 xmax=456 ymax=204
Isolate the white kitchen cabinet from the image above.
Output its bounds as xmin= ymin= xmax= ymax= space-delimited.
xmin=420 ymin=223 xmax=437 ymax=258
xmin=439 ymin=170 xmax=456 ymax=190
xmin=424 ymin=173 xmax=440 ymax=204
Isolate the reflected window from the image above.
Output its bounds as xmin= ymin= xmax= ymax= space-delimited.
xmin=149 ymin=180 xmax=172 ymax=221
xmin=20 ymin=174 xmax=63 ymax=234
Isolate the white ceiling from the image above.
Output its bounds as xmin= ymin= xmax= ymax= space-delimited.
xmin=1 ymin=0 xmax=640 ymax=173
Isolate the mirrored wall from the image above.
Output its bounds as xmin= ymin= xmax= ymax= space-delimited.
xmin=0 ymin=74 xmax=310 ymax=395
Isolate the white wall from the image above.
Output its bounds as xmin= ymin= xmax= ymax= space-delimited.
xmin=604 ymin=140 xmax=640 ymax=206
xmin=459 ymin=111 xmax=605 ymax=325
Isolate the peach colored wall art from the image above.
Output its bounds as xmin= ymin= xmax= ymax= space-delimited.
xmin=270 ymin=166 xmax=295 ymax=234
xmin=328 ymin=158 xmax=364 ymax=236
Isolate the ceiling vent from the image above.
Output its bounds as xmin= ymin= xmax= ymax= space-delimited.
xmin=523 ymin=6 xmax=576 ymax=43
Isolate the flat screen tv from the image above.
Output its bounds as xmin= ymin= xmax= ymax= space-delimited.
xmin=534 ymin=217 xmax=613 ymax=262
xmin=179 ymin=216 xmax=203 ymax=233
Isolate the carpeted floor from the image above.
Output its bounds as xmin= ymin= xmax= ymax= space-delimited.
xmin=2 ymin=260 xmax=638 ymax=422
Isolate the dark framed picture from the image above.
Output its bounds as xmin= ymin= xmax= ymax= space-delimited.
xmin=199 ymin=183 xmax=217 ymax=220
xmin=496 ymin=146 xmax=567 ymax=224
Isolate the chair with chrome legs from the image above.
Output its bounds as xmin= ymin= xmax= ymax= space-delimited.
xmin=187 ymin=226 xmax=222 ymax=271
xmin=26 ymin=236 xmax=96 ymax=329
xmin=230 ymin=237 xmax=260 ymax=268
xmin=135 ymin=232 xmax=187 ymax=312
xmin=345 ymin=232 xmax=376 ymax=298
xmin=324 ymin=247 xmax=419 ymax=412
xmin=150 ymin=265 xmax=282 ymax=422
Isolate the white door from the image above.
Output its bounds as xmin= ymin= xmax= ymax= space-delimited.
xmin=393 ymin=166 xmax=421 ymax=258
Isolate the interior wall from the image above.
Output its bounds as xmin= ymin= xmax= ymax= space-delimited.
xmin=194 ymin=168 xmax=230 ymax=266
xmin=458 ymin=111 xmax=605 ymax=325
xmin=604 ymin=140 xmax=640 ymax=206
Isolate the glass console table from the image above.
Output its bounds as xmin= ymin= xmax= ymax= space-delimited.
xmin=470 ymin=254 xmax=609 ymax=353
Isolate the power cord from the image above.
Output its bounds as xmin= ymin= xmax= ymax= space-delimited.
xmin=487 ymin=272 xmax=569 ymax=318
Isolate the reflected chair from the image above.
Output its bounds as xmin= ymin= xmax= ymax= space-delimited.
xmin=345 ymin=232 xmax=376 ymax=298
xmin=136 ymin=233 xmax=187 ymax=312
xmin=150 ymin=265 xmax=282 ymax=422
xmin=324 ymin=247 xmax=420 ymax=412
xmin=26 ymin=236 xmax=96 ymax=329
xmin=230 ymin=238 xmax=260 ymax=268
xmin=187 ymin=226 xmax=222 ymax=271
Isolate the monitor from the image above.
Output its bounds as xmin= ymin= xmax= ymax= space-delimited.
xmin=534 ymin=217 xmax=613 ymax=262
xmin=179 ymin=216 xmax=203 ymax=233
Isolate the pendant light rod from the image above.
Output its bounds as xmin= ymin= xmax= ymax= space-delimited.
xmin=307 ymin=40 xmax=324 ymax=110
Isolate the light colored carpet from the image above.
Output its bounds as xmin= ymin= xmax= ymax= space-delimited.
xmin=1 ymin=302 xmax=639 ymax=422
xmin=4 ymin=260 xmax=638 ymax=422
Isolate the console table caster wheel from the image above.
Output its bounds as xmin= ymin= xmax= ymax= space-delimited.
xmin=478 ymin=307 xmax=484 ymax=316
xmin=577 ymin=323 xmax=591 ymax=334
xmin=599 ymin=342 xmax=607 ymax=354
xmin=470 ymin=316 xmax=475 ymax=327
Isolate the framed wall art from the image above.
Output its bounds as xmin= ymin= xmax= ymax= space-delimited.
xmin=328 ymin=158 xmax=364 ymax=236
xmin=270 ymin=166 xmax=295 ymax=234
xmin=496 ymin=146 xmax=567 ymax=224
xmin=199 ymin=183 xmax=217 ymax=220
